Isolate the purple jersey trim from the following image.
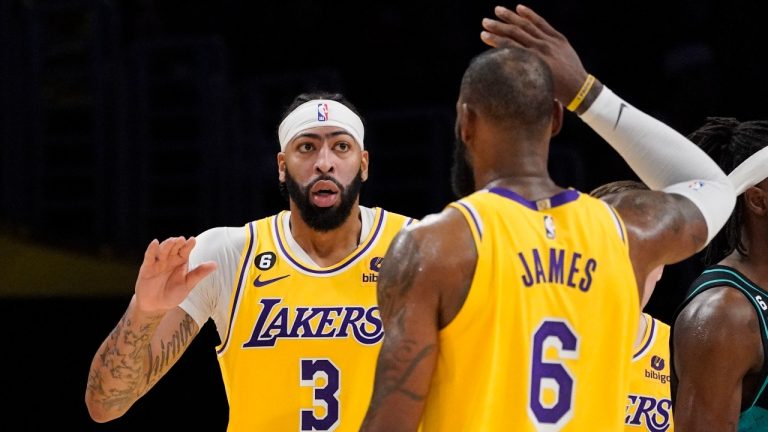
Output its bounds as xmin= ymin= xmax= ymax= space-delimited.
xmin=275 ymin=209 xmax=386 ymax=274
xmin=633 ymin=316 xmax=656 ymax=360
xmin=456 ymin=201 xmax=483 ymax=240
xmin=489 ymin=187 xmax=580 ymax=210
xmin=217 ymin=221 xmax=256 ymax=355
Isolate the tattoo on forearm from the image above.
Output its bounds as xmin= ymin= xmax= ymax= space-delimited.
xmin=87 ymin=311 xmax=161 ymax=412
xmin=146 ymin=314 xmax=196 ymax=385
xmin=87 ymin=311 xmax=195 ymax=414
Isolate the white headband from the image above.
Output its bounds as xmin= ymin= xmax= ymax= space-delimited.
xmin=277 ymin=99 xmax=365 ymax=151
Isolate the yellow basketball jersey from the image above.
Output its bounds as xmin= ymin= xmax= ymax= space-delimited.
xmin=625 ymin=314 xmax=674 ymax=432
xmin=217 ymin=208 xmax=413 ymax=431
xmin=421 ymin=188 xmax=639 ymax=431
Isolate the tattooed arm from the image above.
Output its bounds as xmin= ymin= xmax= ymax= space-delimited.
xmin=606 ymin=190 xmax=707 ymax=301
xmin=85 ymin=237 xmax=217 ymax=422
xmin=361 ymin=208 xmax=477 ymax=431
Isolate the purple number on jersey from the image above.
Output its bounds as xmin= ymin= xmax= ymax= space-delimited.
xmin=300 ymin=358 xmax=340 ymax=431
xmin=529 ymin=319 xmax=578 ymax=429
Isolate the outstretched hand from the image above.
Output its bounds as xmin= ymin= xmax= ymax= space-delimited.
xmin=135 ymin=236 xmax=217 ymax=313
xmin=480 ymin=4 xmax=589 ymax=105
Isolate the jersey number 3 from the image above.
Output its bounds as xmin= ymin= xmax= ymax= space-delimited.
xmin=528 ymin=319 xmax=579 ymax=431
xmin=300 ymin=358 xmax=340 ymax=431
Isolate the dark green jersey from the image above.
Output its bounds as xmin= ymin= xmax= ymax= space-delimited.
xmin=672 ymin=265 xmax=768 ymax=431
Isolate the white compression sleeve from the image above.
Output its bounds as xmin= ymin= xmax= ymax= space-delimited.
xmin=728 ymin=146 xmax=768 ymax=195
xmin=579 ymin=86 xmax=735 ymax=244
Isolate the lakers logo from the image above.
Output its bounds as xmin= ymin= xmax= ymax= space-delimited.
xmin=626 ymin=395 xmax=672 ymax=432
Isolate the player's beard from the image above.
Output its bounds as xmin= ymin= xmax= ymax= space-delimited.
xmin=283 ymin=169 xmax=363 ymax=232
xmin=451 ymin=136 xmax=475 ymax=198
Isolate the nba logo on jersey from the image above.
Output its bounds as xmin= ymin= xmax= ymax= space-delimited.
xmin=317 ymin=103 xmax=329 ymax=121
xmin=544 ymin=215 xmax=556 ymax=239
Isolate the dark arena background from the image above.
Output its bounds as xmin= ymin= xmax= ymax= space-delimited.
xmin=1 ymin=0 xmax=767 ymax=429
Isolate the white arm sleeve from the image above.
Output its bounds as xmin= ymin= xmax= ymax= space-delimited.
xmin=579 ymin=86 xmax=735 ymax=243
xmin=179 ymin=225 xmax=249 ymax=341
xmin=728 ymin=146 xmax=768 ymax=195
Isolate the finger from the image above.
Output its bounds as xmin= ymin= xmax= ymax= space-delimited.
xmin=143 ymin=239 xmax=160 ymax=265
xmin=494 ymin=5 xmax=547 ymax=42
xmin=165 ymin=238 xmax=190 ymax=268
xmin=480 ymin=31 xmax=525 ymax=49
xmin=185 ymin=261 xmax=218 ymax=288
xmin=177 ymin=236 xmax=197 ymax=261
xmin=516 ymin=4 xmax=563 ymax=39
xmin=481 ymin=18 xmax=537 ymax=49
xmin=168 ymin=237 xmax=185 ymax=260
xmin=157 ymin=236 xmax=178 ymax=263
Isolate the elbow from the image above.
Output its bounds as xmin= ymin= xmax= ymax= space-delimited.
xmin=86 ymin=408 xmax=114 ymax=424
xmin=85 ymin=394 xmax=124 ymax=423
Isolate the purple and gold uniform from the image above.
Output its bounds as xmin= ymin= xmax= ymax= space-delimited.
xmin=421 ymin=188 xmax=639 ymax=431
xmin=216 ymin=208 xmax=412 ymax=431
xmin=625 ymin=313 xmax=674 ymax=431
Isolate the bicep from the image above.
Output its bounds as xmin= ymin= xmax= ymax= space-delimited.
xmin=614 ymin=191 xmax=707 ymax=269
xmin=364 ymin=229 xmax=441 ymax=431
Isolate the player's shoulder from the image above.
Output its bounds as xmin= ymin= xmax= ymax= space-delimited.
xmin=676 ymin=284 xmax=756 ymax=337
xmin=373 ymin=206 xmax=419 ymax=227
xmin=396 ymin=205 xmax=472 ymax=253
xmin=195 ymin=224 xmax=252 ymax=254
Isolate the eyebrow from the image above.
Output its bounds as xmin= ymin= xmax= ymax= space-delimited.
xmin=292 ymin=130 xmax=354 ymax=141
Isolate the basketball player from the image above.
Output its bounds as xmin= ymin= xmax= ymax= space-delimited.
xmin=360 ymin=6 xmax=735 ymax=431
xmin=85 ymin=92 xmax=416 ymax=431
xmin=671 ymin=118 xmax=768 ymax=431
xmin=591 ymin=180 xmax=673 ymax=432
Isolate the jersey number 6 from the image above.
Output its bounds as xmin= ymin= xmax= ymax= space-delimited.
xmin=528 ymin=319 xmax=579 ymax=431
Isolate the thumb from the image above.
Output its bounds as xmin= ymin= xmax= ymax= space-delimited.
xmin=186 ymin=261 xmax=218 ymax=288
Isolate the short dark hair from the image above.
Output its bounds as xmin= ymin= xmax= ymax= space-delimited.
xmin=460 ymin=46 xmax=554 ymax=132
xmin=690 ymin=117 xmax=768 ymax=264
xmin=589 ymin=180 xmax=649 ymax=199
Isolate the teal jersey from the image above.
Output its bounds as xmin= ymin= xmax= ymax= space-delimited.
xmin=672 ymin=265 xmax=768 ymax=431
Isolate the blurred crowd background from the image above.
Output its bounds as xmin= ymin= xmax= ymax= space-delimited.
xmin=1 ymin=0 xmax=766 ymax=429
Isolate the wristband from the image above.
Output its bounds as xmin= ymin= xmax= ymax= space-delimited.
xmin=566 ymin=74 xmax=596 ymax=112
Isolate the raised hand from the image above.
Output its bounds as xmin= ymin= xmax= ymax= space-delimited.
xmin=134 ymin=236 xmax=217 ymax=313
xmin=480 ymin=4 xmax=589 ymax=105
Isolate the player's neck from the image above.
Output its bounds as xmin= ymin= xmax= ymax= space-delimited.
xmin=288 ymin=206 xmax=363 ymax=267
xmin=721 ymin=248 xmax=768 ymax=289
xmin=483 ymin=175 xmax=563 ymax=201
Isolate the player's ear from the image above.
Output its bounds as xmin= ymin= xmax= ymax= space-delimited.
xmin=550 ymin=100 xmax=564 ymax=138
xmin=360 ymin=150 xmax=369 ymax=182
xmin=744 ymin=184 xmax=768 ymax=216
xmin=277 ymin=152 xmax=286 ymax=182
xmin=458 ymin=102 xmax=477 ymax=148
